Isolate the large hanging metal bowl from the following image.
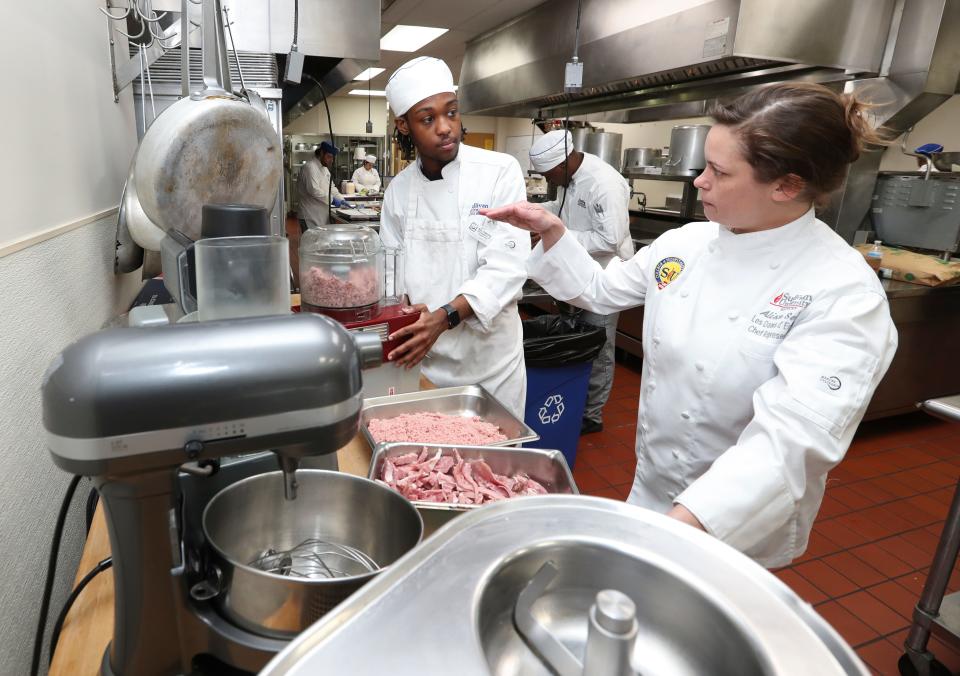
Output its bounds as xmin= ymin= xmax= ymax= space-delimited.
xmin=125 ymin=0 xmax=280 ymax=249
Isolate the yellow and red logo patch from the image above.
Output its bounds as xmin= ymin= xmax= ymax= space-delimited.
xmin=654 ymin=257 xmax=684 ymax=289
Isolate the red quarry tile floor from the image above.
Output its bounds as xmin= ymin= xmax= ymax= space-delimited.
xmin=576 ymin=359 xmax=960 ymax=675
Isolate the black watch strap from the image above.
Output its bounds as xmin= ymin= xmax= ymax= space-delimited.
xmin=441 ymin=303 xmax=461 ymax=329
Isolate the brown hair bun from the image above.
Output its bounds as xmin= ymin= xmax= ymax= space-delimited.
xmin=710 ymin=83 xmax=888 ymax=204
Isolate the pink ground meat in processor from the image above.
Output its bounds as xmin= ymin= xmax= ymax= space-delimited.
xmin=367 ymin=412 xmax=508 ymax=446
xmin=301 ymin=266 xmax=379 ymax=308
xmin=377 ymin=448 xmax=549 ymax=505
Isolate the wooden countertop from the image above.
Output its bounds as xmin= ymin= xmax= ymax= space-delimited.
xmin=49 ymin=434 xmax=375 ymax=675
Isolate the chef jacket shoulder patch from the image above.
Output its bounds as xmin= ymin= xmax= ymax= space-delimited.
xmin=654 ymin=257 xmax=684 ymax=289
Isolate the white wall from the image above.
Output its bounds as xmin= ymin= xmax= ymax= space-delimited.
xmin=0 ymin=2 xmax=141 ymax=673
xmin=283 ymin=95 xmax=391 ymax=136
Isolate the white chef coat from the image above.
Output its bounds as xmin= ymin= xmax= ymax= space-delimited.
xmin=541 ymin=152 xmax=634 ymax=265
xmin=351 ymin=165 xmax=381 ymax=192
xmin=298 ymin=156 xmax=344 ymax=227
xmin=528 ymin=207 xmax=897 ymax=567
xmin=380 ymin=143 xmax=530 ymax=418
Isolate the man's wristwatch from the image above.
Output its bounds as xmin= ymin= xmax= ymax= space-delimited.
xmin=441 ymin=304 xmax=461 ymax=329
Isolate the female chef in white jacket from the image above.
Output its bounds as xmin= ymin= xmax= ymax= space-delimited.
xmin=351 ymin=155 xmax=381 ymax=193
xmin=482 ymin=82 xmax=898 ymax=567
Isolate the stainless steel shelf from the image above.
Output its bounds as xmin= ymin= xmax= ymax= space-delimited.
xmin=623 ymin=172 xmax=699 ymax=182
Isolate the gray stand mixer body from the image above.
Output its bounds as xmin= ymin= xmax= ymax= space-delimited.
xmin=42 ymin=313 xmax=379 ymax=675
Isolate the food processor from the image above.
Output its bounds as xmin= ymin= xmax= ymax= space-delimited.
xmin=299 ymin=224 xmax=421 ymax=396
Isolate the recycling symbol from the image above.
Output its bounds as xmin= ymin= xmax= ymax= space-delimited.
xmin=538 ymin=394 xmax=565 ymax=425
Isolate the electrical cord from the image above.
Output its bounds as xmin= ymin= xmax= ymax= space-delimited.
xmin=48 ymin=557 xmax=113 ymax=667
xmin=31 ymin=474 xmax=82 ymax=676
xmin=557 ymin=0 xmax=583 ymax=218
xmin=292 ymin=0 xmax=299 ymax=49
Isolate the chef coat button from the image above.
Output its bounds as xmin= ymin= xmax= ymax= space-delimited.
xmin=680 ymin=411 xmax=691 ymax=420
xmin=652 ymin=336 xmax=661 ymax=346
xmin=681 ymin=290 xmax=690 ymax=298
xmin=769 ymin=261 xmax=781 ymax=270
xmin=727 ymin=311 xmax=739 ymax=321
xmin=671 ymin=448 xmax=680 ymax=459
xmin=649 ymin=381 xmax=656 ymax=390
xmin=708 ymin=243 xmax=717 ymax=253
xmin=641 ymin=422 xmax=649 ymax=432
xmin=694 ymin=362 xmax=705 ymax=372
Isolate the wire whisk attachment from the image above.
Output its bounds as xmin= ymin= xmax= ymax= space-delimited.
xmin=248 ymin=538 xmax=380 ymax=580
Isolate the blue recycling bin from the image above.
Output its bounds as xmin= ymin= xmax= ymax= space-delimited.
xmin=522 ymin=316 xmax=606 ymax=469
xmin=524 ymin=363 xmax=593 ymax=468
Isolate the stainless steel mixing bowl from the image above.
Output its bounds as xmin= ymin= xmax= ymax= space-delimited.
xmin=202 ymin=469 xmax=422 ymax=637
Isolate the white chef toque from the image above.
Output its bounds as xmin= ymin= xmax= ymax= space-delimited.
xmin=529 ymin=130 xmax=574 ymax=172
xmin=365 ymin=154 xmax=377 ymax=164
xmin=385 ymin=57 xmax=457 ymax=117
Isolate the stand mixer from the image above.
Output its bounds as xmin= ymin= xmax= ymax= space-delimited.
xmin=41 ymin=313 xmax=382 ymax=675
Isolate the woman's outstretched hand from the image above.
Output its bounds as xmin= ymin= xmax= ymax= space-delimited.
xmin=479 ymin=202 xmax=566 ymax=251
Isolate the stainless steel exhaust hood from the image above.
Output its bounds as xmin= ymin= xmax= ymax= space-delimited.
xmin=460 ymin=0 xmax=960 ymax=240
xmin=459 ymin=0 xmax=896 ymax=118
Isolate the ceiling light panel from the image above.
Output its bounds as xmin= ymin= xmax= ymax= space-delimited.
xmin=354 ymin=67 xmax=386 ymax=81
xmin=380 ymin=25 xmax=449 ymax=52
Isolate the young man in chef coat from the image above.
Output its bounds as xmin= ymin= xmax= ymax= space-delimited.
xmin=380 ymin=57 xmax=530 ymax=418
xmin=351 ymin=154 xmax=382 ymax=193
xmin=297 ymin=141 xmax=347 ymax=228
xmin=530 ymin=130 xmax=634 ymax=434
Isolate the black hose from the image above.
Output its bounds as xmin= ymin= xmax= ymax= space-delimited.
xmin=31 ymin=474 xmax=82 ymax=676
xmin=292 ymin=0 xmax=299 ymax=49
xmin=85 ymin=487 xmax=98 ymax=536
xmin=48 ymin=557 xmax=113 ymax=666
xmin=303 ymin=73 xmax=336 ymax=222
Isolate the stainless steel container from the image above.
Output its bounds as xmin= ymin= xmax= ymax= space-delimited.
xmin=622 ymin=147 xmax=662 ymax=172
xmin=201 ymin=470 xmax=422 ymax=638
xmin=579 ymin=131 xmax=623 ymax=170
xmin=663 ymin=124 xmax=711 ymax=176
xmin=368 ymin=442 xmax=578 ymax=535
xmin=360 ymin=385 xmax=540 ymax=449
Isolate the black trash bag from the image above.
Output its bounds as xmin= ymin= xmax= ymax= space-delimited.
xmin=522 ymin=315 xmax=606 ymax=367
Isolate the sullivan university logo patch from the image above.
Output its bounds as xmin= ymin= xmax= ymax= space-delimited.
xmin=654 ymin=257 xmax=685 ymax=289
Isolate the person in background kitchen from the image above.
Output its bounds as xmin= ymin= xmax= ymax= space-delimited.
xmin=351 ymin=154 xmax=382 ymax=193
xmin=481 ymin=82 xmax=898 ymax=567
xmin=380 ymin=56 xmax=530 ymax=418
xmin=297 ymin=141 xmax=347 ymax=229
xmin=530 ymin=130 xmax=635 ymax=435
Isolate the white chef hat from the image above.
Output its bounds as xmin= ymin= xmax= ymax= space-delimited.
xmin=529 ymin=130 xmax=574 ymax=172
xmin=364 ymin=154 xmax=377 ymax=164
xmin=385 ymin=56 xmax=457 ymax=116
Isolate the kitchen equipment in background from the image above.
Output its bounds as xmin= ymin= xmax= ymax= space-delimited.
xmin=202 ymin=469 xmax=422 ymax=637
xmin=260 ymin=497 xmax=868 ymax=675
xmin=195 ymin=235 xmax=290 ymax=321
xmin=663 ymin=124 xmax=711 ymax=176
xmin=299 ymin=224 xmax=420 ymax=397
xmin=931 ymin=152 xmax=960 ymax=172
xmin=126 ymin=0 xmax=281 ymax=249
xmin=369 ymin=442 xmax=573 ymax=536
xmin=572 ymin=130 xmax=623 ymax=170
xmin=359 ymin=385 xmax=540 ymax=449
xmin=871 ymin=172 xmax=960 ymax=260
xmin=621 ymin=147 xmax=662 ymax=174
xmin=42 ymin=313 xmax=384 ymax=675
